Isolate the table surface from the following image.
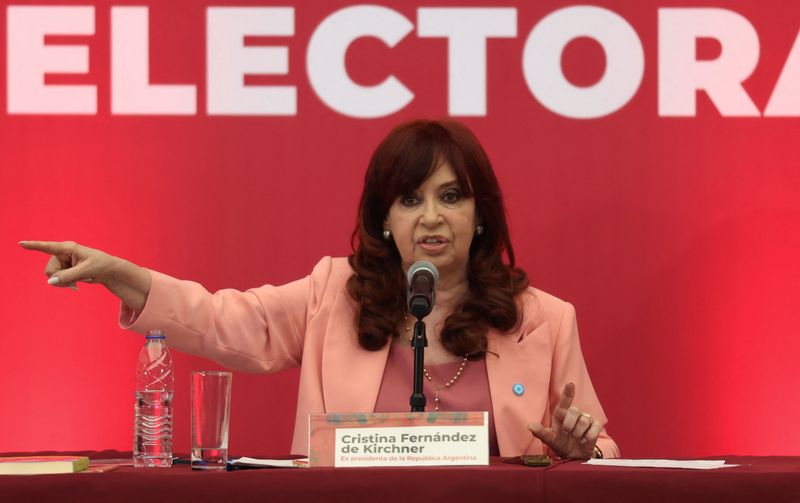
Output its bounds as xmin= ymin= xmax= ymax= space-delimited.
xmin=2 ymin=453 xmax=799 ymax=503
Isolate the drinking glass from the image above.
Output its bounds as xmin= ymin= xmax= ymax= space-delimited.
xmin=190 ymin=371 xmax=232 ymax=470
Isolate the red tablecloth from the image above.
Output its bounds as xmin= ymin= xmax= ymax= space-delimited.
xmin=1 ymin=453 xmax=798 ymax=503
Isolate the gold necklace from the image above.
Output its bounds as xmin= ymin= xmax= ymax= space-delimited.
xmin=405 ymin=316 xmax=469 ymax=412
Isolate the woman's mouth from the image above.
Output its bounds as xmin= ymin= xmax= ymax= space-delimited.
xmin=417 ymin=236 xmax=449 ymax=253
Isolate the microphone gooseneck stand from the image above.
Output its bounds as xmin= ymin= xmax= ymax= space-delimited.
xmin=410 ymin=317 xmax=428 ymax=412
xmin=406 ymin=261 xmax=439 ymax=413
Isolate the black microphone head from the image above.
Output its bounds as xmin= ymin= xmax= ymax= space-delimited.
xmin=407 ymin=261 xmax=439 ymax=319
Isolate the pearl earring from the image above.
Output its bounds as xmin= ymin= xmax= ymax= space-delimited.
xmin=383 ymin=229 xmax=391 ymax=241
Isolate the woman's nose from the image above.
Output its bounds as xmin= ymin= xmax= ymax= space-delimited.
xmin=420 ymin=200 xmax=442 ymax=226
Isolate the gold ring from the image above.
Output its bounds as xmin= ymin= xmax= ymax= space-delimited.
xmin=580 ymin=413 xmax=593 ymax=423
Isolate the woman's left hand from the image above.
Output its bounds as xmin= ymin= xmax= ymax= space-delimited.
xmin=526 ymin=382 xmax=602 ymax=460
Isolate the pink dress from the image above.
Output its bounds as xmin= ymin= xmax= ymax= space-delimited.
xmin=374 ymin=343 xmax=500 ymax=456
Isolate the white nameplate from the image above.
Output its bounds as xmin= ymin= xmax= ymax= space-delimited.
xmin=334 ymin=424 xmax=488 ymax=467
xmin=308 ymin=411 xmax=489 ymax=467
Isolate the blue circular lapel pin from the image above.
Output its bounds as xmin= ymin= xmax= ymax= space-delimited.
xmin=512 ymin=383 xmax=524 ymax=396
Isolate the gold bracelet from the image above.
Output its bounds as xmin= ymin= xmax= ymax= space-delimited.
xmin=593 ymin=446 xmax=604 ymax=459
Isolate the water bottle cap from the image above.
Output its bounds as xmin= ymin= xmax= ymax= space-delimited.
xmin=146 ymin=329 xmax=166 ymax=340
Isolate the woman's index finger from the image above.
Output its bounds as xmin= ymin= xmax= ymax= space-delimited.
xmin=19 ymin=240 xmax=68 ymax=255
xmin=557 ymin=382 xmax=576 ymax=410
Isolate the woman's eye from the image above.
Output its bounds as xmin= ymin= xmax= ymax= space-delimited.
xmin=441 ymin=191 xmax=461 ymax=204
xmin=401 ymin=195 xmax=419 ymax=206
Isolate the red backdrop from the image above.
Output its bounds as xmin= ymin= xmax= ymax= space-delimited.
xmin=2 ymin=0 xmax=799 ymax=457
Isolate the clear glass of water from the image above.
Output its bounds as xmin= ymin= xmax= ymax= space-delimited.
xmin=190 ymin=371 xmax=232 ymax=470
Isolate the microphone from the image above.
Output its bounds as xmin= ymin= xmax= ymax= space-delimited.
xmin=406 ymin=261 xmax=439 ymax=319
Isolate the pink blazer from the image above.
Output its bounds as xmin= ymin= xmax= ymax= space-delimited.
xmin=121 ymin=257 xmax=620 ymax=458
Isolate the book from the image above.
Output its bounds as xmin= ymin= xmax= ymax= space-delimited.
xmin=0 ymin=456 xmax=90 ymax=475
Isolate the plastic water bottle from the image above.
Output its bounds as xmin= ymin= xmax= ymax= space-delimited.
xmin=133 ymin=329 xmax=174 ymax=468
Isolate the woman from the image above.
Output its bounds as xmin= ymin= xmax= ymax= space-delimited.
xmin=20 ymin=120 xmax=619 ymax=459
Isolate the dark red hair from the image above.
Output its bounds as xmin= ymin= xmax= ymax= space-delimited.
xmin=347 ymin=119 xmax=529 ymax=356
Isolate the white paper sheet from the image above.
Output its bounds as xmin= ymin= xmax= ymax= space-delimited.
xmin=229 ymin=456 xmax=309 ymax=468
xmin=585 ymin=459 xmax=738 ymax=470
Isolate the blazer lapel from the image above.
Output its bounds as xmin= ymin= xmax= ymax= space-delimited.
xmin=321 ymin=289 xmax=390 ymax=413
xmin=486 ymin=322 xmax=554 ymax=456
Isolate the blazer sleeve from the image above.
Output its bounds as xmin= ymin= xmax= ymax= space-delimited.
xmin=119 ymin=257 xmax=338 ymax=374
xmin=549 ymin=301 xmax=621 ymax=458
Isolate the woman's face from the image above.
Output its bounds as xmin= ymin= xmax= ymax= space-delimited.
xmin=385 ymin=162 xmax=477 ymax=280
